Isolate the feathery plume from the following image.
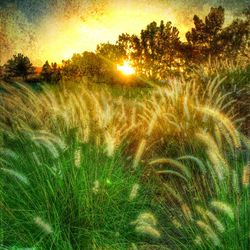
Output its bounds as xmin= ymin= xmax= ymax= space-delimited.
xmin=34 ymin=216 xmax=53 ymax=234
xmin=1 ymin=168 xmax=29 ymax=185
xmin=135 ymin=224 xmax=161 ymax=238
xmin=133 ymin=139 xmax=147 ymax=169
xmin=74 ymin=148 xmax=81 ymax=168
xmin=171 ymin=218 xmax=182 ymax=229
xmin=206 ymin=210 xmax=225 ymax=233
xmin=129 ymin=183 xmax=140 ymax=201
xmin=163 ymin=183 xmax=183 ymax=203
xmin=181 ymin=203 xmax=193 ymax=221
xmin=242 ymin=163 xmax=250 ymax=188
xmin=131 ymin=212 xmax=160 ymax=238
xmin=197 ymin=106 xmax=241 ymax=149
xmin=206 ymin=150 xmax=226 ymax=180
xmin=92 ymin=180 xmax=100 ymax=194
xmin=131 ymin=243 xmax=138 ymax=250
xmin=194 ymin=235 xmax=202 ymax=245
xmin=232 ymin=170 xmax=239 ymax=193
xmin=149 ymin=158 xmax=191 ymax=179
xmin=197 ymin=220 xmax=220 ymax=246
xmin=104 ymin=131 xmax=116 ymax=157
xmin=146 ymin=113 xmax=158 ymax=136
xmin=211 ymin=201 xmax=234 ymax=220
xmin=131 ymin=212 xmax=158 ymax=227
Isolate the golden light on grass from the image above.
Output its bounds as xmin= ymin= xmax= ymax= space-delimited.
xmin=117 ymin=61 xmax=135 ymax=75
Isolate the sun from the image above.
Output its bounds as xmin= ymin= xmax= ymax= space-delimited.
xmin=117 ymin=61 xmax=135 ymax=75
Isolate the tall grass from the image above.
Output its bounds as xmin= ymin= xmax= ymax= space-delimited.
xmin=148 ymin=130 xmax=249 ymax=249
xmin=1 ymin=128 xmax=160 ymax=249
xmin=0 ymin=73 xmax=241 ymax=158
xmin=0 ymin=65 xmax=249 ymax=249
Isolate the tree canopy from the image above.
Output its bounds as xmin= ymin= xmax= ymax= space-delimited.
xmin=2 ymin=5 xmax=249 ymax=84
xmin=116 ymin=21 xmax=182 ymax=80
xmin=4 ymin=53 xmax=35 ymax=80
xmin=41 ymin=61 xmax=61 ymax=83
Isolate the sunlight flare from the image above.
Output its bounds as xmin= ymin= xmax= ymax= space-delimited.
xmin=117 ymin=61 xmax=135 ymax=75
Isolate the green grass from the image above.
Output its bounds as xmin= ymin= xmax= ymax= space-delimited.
xmin=0 ymin=129 xmax=161 ymax=249
xmin=1 ymin=127 xmax=249 ymax=249
xmin=155 ymin=150 xmax=249 ymax=249
xmin=0 ymin=60 xmax=249 ymax=249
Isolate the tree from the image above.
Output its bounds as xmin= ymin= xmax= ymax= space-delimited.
xmin=243 ymin=5 xmax=250 ymax=21
xmin=41 ymin=61 xmax=52 ymax=82
xmin=80 ymin=52 xmax=102 ymax=80
xmin=96 ymin=43 xmax=125 ymax=83
xmin=4 ymin=53 xmax=35 ymax=80
xmin=186 ymin=6 xmax=225 ymax=62
xmin=117 ymin=21 xmax=182 ymax=80
xmin=61 ymin=52 xmax=103 ymax=82
xmin=219 ymin=19 xmax=249 ymax=58
xmin=41 ymin=61 xmax=62 ymax=83
xmin=96 ymin=43 xmax=125 ymax=63
xmin=50 ymin=62 xmax=62 ymax=83
xmin=210 ymin=5 xmax=250 ymax=59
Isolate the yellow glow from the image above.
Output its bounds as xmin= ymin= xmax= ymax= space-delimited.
xmin=19 ymin=0 xmax=232 ymax=66
xmin=117 ymin=61 xmax=135 ymax=75
xmin=30 ymin=1 xmax=183 ymax=65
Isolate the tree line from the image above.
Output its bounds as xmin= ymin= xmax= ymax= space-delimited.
xmin=1 ymin=6 xmax=249 ymax=84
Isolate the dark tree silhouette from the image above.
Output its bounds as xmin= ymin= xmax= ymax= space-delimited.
xmin=96 ymin=43 xmax=125 ymax=64
xmin=41 ymin=61 xmax=62 ymax=83
xmin=61 ymin=52 xmax=103 ymax=82
xmin=220 ymin=5 xmax=249 ymax=58
xmin=117 ymin=21 xmax=182 ymax=80
xmin=219 ymin=19 xmax=249 ymax=58
xmin=4 ymin=53 xmax=35 ymax=80
xmin=50 ymin=62 xmax=62 ymax=83
xmin=96 ymin=43 xmax=125 ymax=82
xmin=59 ymin=5 xmax=249 ymax=83
xmin=186 ymin=6 xmax=225 ymax=61
xmin=41 ymin=61 xmax=52 ymax=82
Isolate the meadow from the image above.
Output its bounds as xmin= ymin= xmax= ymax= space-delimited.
xmin=0 ymin=59 xmax=249 ymax=249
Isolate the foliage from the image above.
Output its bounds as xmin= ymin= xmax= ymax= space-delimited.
xmin=185 ymin=6 xmax=249 ymax=63
xmin=55 ymin=6 xmax=249 ymax=83
xmin=185 ymin=6 xmax=225 ymax=61
xmin=4 ymin=53 xmax=35 ymax=80
xmin=96 ymin=43 xmax=125 ymax=63
xmin=219 ymin=18 xmax=249 ymax=58
xmin=117 ymin=21 xmax=182 ymax=80
xmin=0 ymin=65 xmax=4 ymax=78
xmin=61 ymin=52 xmax=103 ymax=82
xmin=41 ymin=61 xmax=61 ymax=83
xmin=96 ymin=43 xmax=126 ymax=83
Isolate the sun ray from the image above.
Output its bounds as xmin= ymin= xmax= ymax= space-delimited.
xmin=117 ymin=61 xmax=135 ymax=75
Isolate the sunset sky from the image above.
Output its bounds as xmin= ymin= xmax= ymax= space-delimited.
xmin=0 ymin=0 xmax=248 ymax=65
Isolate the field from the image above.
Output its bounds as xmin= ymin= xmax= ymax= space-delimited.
xmin=0 ymin=59 xmax=249 ymax=249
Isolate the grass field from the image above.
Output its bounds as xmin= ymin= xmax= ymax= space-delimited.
xmin=0 ymin=60 xmax=249 ymax=249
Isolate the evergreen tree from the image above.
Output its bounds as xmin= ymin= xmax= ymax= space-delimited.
xmin=41 ymin=60 xmax=52 ymax=82
xmin=186 ymin=6 xmax=225 ymax=61
xmin=4 ymin=53 xmax=35 ymax=80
